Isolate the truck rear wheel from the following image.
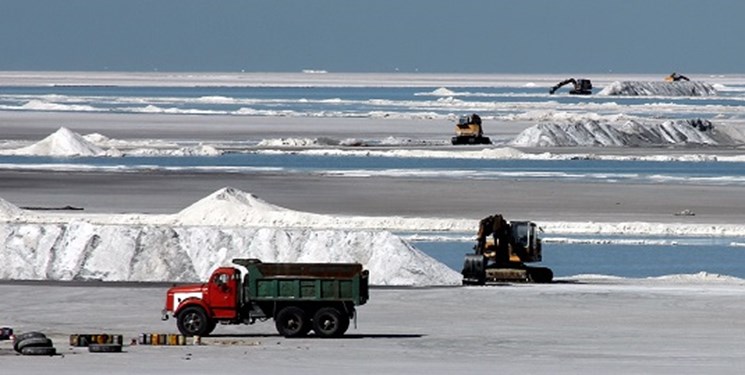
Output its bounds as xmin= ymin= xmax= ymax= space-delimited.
xmin=275 ymin=306 xmax=309 ymax=338
xmin=312 ymin=307 xmax=348 ymax=338
xmin=177 ymin=306 xmax=213 ymax=337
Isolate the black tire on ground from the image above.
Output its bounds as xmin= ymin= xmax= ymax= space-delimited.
xmin=13 ymin=332 xmax=46 ymax=352
xmin=15 ymin=331 xmax=46 ymax=342
xmin=312 ymin=307 xmax=347 ymax=338
xmin=16 ymin=337 xmax=54 ymax=353
xmin=21 ymin=346 xmax=56 ymax=356
xmin=204 ymin=319 xmax=218 ymax=336
xmin=89 ymin=343 xmax=123 ymax=353
xmin=176 ymin=306 xmax=213 ymax=337
xmin=337 ymin=312 xmax=351 ymax=336
xmin=275 ymin=306 xmax=309 ymax=338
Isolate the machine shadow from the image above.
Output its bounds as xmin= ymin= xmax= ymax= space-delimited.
xmin=209 ymin=333 xmax=425 ymax=340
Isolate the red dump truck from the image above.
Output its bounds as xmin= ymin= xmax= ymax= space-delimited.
xmin=162 ymin=259 xmax=369 ymax=338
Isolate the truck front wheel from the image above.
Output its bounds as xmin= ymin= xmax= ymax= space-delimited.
xmin=177 ymin=306 xmax=213 ymax=337
xmin=312 ymin=307 xmax=349 ymax=338
xmin=275 ymin=306 xmax=310 ymax=338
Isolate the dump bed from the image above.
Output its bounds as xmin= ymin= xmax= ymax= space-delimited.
xmin=235 ymin=259 xmax=369 ymax=306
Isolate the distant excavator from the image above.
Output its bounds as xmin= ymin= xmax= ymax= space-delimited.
xmin=461 ymin=214 xmax=553 ymax=284
xmin=665 ymin=72 xmax=690 ymax=82
xmin=451 ymin=113 xmax=491 ymax=145
xmin=549 ymin=78 xmax=593 ymax=95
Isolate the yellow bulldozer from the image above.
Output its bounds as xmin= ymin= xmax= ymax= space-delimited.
xmin=461 ymin=214 xmax=553 ymax=284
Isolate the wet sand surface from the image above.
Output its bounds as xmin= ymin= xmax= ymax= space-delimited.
xmin=0 ymin=169 xmax=742 ymax=224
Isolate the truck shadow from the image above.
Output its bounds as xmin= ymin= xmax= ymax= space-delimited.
xmin=210 ymin=333 xmax=424 ymax=339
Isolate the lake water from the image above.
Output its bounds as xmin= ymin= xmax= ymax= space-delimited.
xmin=416 ymin=239 xmax=745 ymax=278
xmin=2 ymin=83 xmax=745 ymax=119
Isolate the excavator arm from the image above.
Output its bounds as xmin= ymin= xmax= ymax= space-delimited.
xmin=549 ymin=78 xmax=577 ymax=94
xmin=666 ymin=72 xmax=690 ymax=82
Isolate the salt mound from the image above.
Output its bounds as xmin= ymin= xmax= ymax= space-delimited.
xmin=0 ymin=222 xmax=462 ymax=286
xmin=0 ymin=197 xmax=22 ymax=218
xmin=510 ymin=121 xmax=629 ymax=147
xmin=649 ymin=272 xmax=744 ymax=283
xmin=510 ymin=119 xmax=740 ymax=147
xmin=82 ymin=132 xmax=111 ymax=143
xmin=598 ymin=81 xmax=717 ymax=96
xmin=3 ymin=127 xmax=105 ymax=157
xmin=430 ymin=87 xmax=456 ymax=96
xmin=258 ymin=137 xmax=340 ymax=147
xmin=126 ymin=144 xmax=223 ymax=157
xmin=177 ymin=187 xmax=289 ymax=227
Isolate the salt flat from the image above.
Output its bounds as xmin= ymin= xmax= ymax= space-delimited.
xmin=1 ymin=280 xmax=744 ymax=374
xmin=1 ymin=72 xmax=745 ymax=373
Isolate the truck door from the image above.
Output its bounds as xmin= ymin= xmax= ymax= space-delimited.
xmin=208 ymin=268 xmax=239 ymax=319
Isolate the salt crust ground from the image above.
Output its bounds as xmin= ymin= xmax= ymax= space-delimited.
xmin=2 ymin=279 xmax=745 ymax=374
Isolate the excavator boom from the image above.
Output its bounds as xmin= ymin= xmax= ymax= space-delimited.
xmin=549 ymin=78 xmax=592 ymax=95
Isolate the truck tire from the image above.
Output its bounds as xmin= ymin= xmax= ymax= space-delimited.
xmin=275 ymin=306 xmax=309 ymax=338
xmin=204 ymin=319 xmax=217 ymax=336
xmin=89 ymin=343 xmax=123 ymax=353
xmin=177 ymin=306 xmax=213 ymax=337
xmin=13 ymin=332 xmax=46 ymax=352
xmin=21 ymin=346 xmax=56 ymax=356
xmin=312 ymin=307 xmax=347 ymax=338
xmin=16 ymin=337 xmax=53 ymax=353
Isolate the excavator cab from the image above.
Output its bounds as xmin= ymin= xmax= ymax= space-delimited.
xmin=549 ymin=78 xmax=593 ymax=95
xmin=509 ymin=221 xmax=542 ymax=262
xmin=462 ymin=214 xmax=552 ymax=285
xmin=451 ymin=114 xmax=491 ymax=145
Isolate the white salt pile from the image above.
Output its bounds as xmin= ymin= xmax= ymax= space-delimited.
xmin=0 ymin=188 xmax=462 ymax=285
xmin=173 ymin=187 xmax=474 ymax=231
xmin=0 ymin=127 xmax=105 ymax=157
xmin=0 ymin=196 xmax=22 ymax=219
xmin=510 ymin=119 xmax=742 ymax=147
xmin=0 ymin=127 xmax=223 ymax=157
xmin=0 ymin=222 xmax=461 ymax=285
xmin=258 ymin=137 xmax=344 ymax=147
xmin=598 ymin=81 xmax=717 ymax=96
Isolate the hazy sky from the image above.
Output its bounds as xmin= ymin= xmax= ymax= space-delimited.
xmin=1 ymin=0 xmax=742 ymax=73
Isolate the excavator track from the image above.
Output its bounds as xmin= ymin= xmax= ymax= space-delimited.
xmin=462 ymin=254 xmax=553 ymax=285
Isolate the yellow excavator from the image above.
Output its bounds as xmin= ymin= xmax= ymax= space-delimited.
xmin=451 ymin=113 xmax=491 ymax=145
xmin=665 ymin=72 xmax=690 ymax=82
xmin=461 ymin=214 xmax=553 ymax=284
